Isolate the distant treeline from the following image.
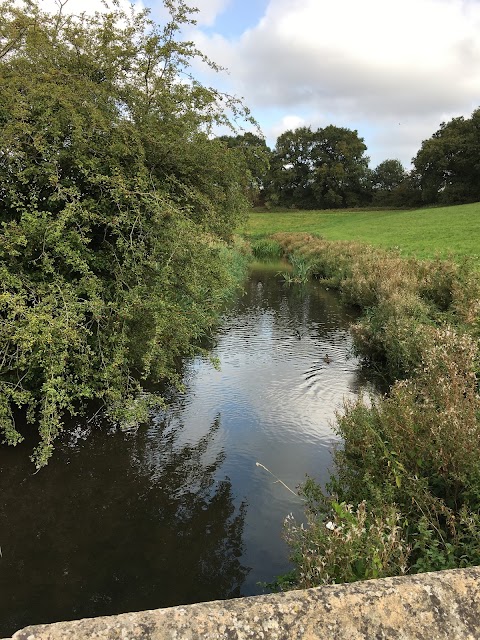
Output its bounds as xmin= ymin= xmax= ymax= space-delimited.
xmin=220 ymin=109 xmax=480 ymax=210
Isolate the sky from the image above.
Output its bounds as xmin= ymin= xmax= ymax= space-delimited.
xmin=40 ymin=0 xmax=480 ymax=167
xmin=186 ymin=0 xmax=480 ymax=167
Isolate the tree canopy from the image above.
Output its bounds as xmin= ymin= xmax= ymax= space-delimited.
xmin=265 ymin=125 xmax=370 ymax=209
xmin=0 ymin=0 xmax=252 ymax=466
xmin=372 ymin=159 xmax=406 ymax=192
xmin=413 ymin=109 xmax=480 ymax=205
xmin=256 ymin=109 xmax=480 ymax=211
xmin=218 ymin=133 xmax=270 ymax=206
xmin=371 ymin=159 xmax=408 ymax=206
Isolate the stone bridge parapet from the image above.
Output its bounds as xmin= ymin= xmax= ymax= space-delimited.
xmin=6 ymin=567 xmax=480 ymax=639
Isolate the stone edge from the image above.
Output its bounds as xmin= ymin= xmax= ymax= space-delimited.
xmin=8 ymin=566 xmax=480 ymax=640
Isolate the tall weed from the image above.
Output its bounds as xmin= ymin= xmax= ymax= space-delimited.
xmin=282 ymin=327 xmax=480 ymax=586
xmin=268 ymin=232 xmax=480 ymax=586
xmin=283 ymin=500 xmax=409 ymax=588
xmin=251 ymin=238 xmax=283 ymax=260
xmin=272 ymin=233 xmax=479 ymax=378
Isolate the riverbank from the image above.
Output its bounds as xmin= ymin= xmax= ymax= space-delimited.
xmin=242 ymin=202 xmax=480 ymax=266
xmin=252 ymin=231 xmax=480 ymax=588
xmin=0 ymin=260 xmax=371 ymax=637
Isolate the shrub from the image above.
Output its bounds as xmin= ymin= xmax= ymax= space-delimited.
xmin=0 ymin=0 xmax=252 ymax=466
xmin=268 ymin=232 xmax=480 ymax=584
xmin=283 ymin=327 xmax=480 ymax=585
xmin=283 ymin=498 xmax=409 ymax=587
xmin=271 ymin=233 xmax=479 ymax=379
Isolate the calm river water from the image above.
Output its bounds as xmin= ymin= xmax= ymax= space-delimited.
xmin=0 ymin=261 xmax=374 ymax=636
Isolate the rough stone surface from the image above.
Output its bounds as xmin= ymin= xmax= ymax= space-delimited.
xmin=9 ymin=567 xmax=480 ymax=639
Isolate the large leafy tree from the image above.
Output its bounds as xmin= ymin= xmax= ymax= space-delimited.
xmin=372 ymin=159 xmax=406 ymax=192
xmin=218 ymin=133 xmax=271 ymax=206
xmin=312 ymin=125 xmax=370 ymax=209
xmin=267 ymin=126 xmax=317 ymax=207
xmin=0 ymin=0 xmax=252 ymax=466
xmin=266 ymin=125 xmax=370 ymax=209
xmin=413 ymin=108 xmax=480 ymax=205
xmin=371 ymin=159 xmax=407 ymax=206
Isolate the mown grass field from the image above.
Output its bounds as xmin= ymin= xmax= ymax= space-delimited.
xmin=241 ymin=202 xmax=480 ymax=265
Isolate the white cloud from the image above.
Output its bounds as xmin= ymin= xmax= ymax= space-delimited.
xmin=191 ymin=0 xmax=232 ymax=26
xmin=191 ymin=30 xmax=236 ymax=74
xmin=43 ymin=0 xmax=230 ymax=28
xmin=192 ymin=0 xmax=480 ymax=164
xmin=237 ymin=0 xmax=480 ymax=115
xmin=33 ymin=0 xmax=480 ymax=165
xmin=271 ymin=115 xmax=306 ymax=136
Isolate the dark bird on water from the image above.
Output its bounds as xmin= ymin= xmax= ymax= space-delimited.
xmin=323 ymin=354 xmax=332 ymax=364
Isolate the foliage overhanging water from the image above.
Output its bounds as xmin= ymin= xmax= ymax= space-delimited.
xmin=0 ymin=262 xmax=375 ymax=636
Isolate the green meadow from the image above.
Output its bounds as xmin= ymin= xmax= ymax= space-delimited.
xmin=242 ymin=202 xmax=480 ymax=265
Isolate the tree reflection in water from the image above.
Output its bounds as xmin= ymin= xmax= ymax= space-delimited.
xmin=0 ymin=413 xmax=249 ymax=637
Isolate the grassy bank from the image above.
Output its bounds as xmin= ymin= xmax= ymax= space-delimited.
xmin=242 ymin=203 xmax=480 ymax=265
xmin=254 ymin=231 xmax=480 ymax=588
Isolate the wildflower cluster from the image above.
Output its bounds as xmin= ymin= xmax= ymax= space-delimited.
xmin=283 ymin=500 xmax=409 ymax=587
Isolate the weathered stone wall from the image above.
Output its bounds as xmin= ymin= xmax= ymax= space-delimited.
xmin=8 ymin=567 xmax=480 ymax=639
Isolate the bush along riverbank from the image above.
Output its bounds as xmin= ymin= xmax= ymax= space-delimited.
xmin=266 ymin=233 xmax=480 ymax=586
xmin=0 ymin=0 xmax=254 ymax=468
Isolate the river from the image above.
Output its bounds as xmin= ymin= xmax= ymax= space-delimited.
xmin=0 ymin=261 xmax=374 ymax=636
